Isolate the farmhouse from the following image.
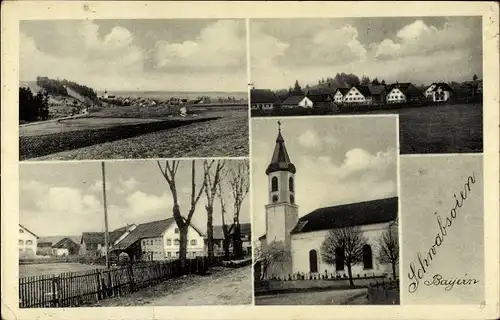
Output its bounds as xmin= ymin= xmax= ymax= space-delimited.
xmin=250 ymin=89 xmax=281 ymax=110
xmin=79 ymin=225 xmax=135 ymax=257
xmin=281 ymin=95 xmax=306 ymax=109
xmin=386 ymin=83 xmax=423 ymax=104
xmin=333 ymin=88 xmax=350 ymax=104
xmin=19 ymin=224 xmax=38 ymax=258
xmin=112 ymin=218 xmax=206 ymax=261
xmin=52 ymin=237 xmax=80 ymax=256
xmin=212 ymin=223 xmax=252 ymax=255
xmin=430 ymin=82 xmax=453 ymax=102
xmin=342 ymin=85 xmax=373 ymax=105
xmin=256 ymin=125 xmax=398 ymax=278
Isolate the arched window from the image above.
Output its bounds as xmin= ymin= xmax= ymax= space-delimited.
xmin=335 ymin=247 xmax=345 ymax=271
xmin=309 ymin=249 xmax=318 ymax=273
xmin=271 ymin=177 xmax=278 ymax=192
xmin=289 ymin=177 xmax=294 ymax=192
xmin=290 ymin=194 xmax=295 ymax=204
xmin=272 ymin=195 xmax=279 ymax=203
xmin=19 ymin=240 xmax=24 ymax=245
xmin=363 ymin=244 xmax=373 ymax=269
xmin=26 ymin=240 xmax=32 ymax=245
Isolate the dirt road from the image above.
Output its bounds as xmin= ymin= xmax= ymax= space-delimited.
xmin=92 ymin=266 xmax=252 ymax=307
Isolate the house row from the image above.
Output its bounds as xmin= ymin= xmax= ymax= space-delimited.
xmin=251 ymin=82 xmax=461 ymax=110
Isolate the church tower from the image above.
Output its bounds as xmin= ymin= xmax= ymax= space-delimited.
xmin=265 ymin=121 xmax=299 ymax=248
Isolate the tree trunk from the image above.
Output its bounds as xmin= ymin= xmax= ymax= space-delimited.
xmin=206 ymin=206 xmax=214 ymax=261
xmin=179 ymin=226 xmax=188 ymax=272
xmin=222 ymin=237 xmax=230 ymax=260
xmin=347 ymin=264 xmax=355 ymax=289
xmin=392 ymin=261 xmax=397 ymax=281
xmin=232 ymin=223 xmax=243 ymax=258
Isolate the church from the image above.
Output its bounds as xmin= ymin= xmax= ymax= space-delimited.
xmin=257 ymin=122 xmax=398 ymax=279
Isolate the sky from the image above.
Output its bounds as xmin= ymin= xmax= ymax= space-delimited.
xmin=20 ymin=160 xmax=250 ymax=237
xmin=250 ymin=16 xmax=482 ymax=89
xmin=252 ymin=116 xmax=398 ymax=238
xmin=20 ymin=19 xmax=247 ymax=92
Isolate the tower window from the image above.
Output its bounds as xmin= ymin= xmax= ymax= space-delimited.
xmin=272 ymin=195 xmax=279 ymax=203
xmin=271 ymin=177 xmax=278 ymax=192
xmin=290 ymin=194 xmax=295 ymax=204
xmin=289 ymin=177 xmax=294 ymax=192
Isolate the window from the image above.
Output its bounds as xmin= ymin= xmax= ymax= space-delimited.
xmin=167 ymin=239 xmax=172 ymax=245
xmin=271 ymin=177 xmax=278 ymax=192
xmin=272 ymin=195 xmax=279 ymax=203
xmin=363 ymin=245 xmax=373 ymax=269
xmin=174 ymin=239 xmax=180 ymax=245
xmin=26 ymin=240 xmax=32 ymax=245
xmin=190 ymin=239 xmax=197 ymax=246
xmin=309 ymin=249 xmax=318 ymax=273
xmin=168 ymin=252 xmax=171 ymax=257
xmin=175 ymin=228 xmax=179 ymax=234
xmin=289 ymin=177 xmax=294 ymax=192
xmin=142 ymin=239 xmax=146 ymax=245
xmin=290 ymin=195 xmax=295 ymax=204
xmin=19 ymin=240 xmax=24 ymax=245
xmin=175 ymin=251 xmax=179 ymax=257
xmin=19 ymin=229 xmax=24 ymax=233
xmin=335 ymin=247 xmax=345 ymax=271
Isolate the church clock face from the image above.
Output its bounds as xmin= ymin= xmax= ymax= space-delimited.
xmin=272 ymin=195 xmax=279 ymax=203
xmin=290 ymin=194 xmax=295 ymax=204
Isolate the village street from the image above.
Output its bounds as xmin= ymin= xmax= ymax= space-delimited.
xmin=255 ymin=288 xmax=368 ymax=305
xmin=92 ymin=265 xmax=252 ymax=307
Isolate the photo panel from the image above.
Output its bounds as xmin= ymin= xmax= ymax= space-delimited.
xmin=249 ymin=17 xmax=483 ymax=155
xmin=18 ymin=159 xmax=252 ymax=307
xmin=251 ymin=116 xmax=400 ymax=305
xmin=19 ymin=19 xmax=249 ymax=161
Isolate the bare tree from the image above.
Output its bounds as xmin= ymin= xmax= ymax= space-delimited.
xmin=157 ymin=160 xmax=205 ymax=270
xmin=376 ymin=221 xmax=399 ymax=280
xmin=227 ymin=160 xmax=250 ymax=258
xmin=321 ymin=226 xmax=367 ymax=288
xmin=203 ymin=159 xmax=225 ymax=261
xmin=255 ymin=241 xmax=291 ymax=280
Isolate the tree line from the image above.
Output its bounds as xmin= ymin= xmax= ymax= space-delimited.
xmin=36 ymin=76 xmax=99 ymax=102
xmin=157 ymin=159 xmax=250 ymax=269
xmin=19 ymin=87 xmax=49 ymax=122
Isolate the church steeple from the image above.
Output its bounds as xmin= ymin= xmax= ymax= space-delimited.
xmin=266 ymin=121 xmax=296 ymax=175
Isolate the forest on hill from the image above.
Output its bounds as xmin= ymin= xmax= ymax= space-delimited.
xmin=35 ymin=76 xmax=99 ymax=102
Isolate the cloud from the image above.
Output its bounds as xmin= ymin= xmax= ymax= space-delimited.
xmin=125 ymin=191 xmax=172 ymax=215
xmin=298 ymin=130 xmax=320 ymax=149
xmin=154 ymin=20 xmax=246 ymax=71
xmin=371 ymin=19 xmax=475 ymax=61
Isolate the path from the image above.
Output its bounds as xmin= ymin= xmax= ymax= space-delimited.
xmin=255 ymin=288 xmax=367 ymax=305
xmin=92 ymin=266 xmax=252 ymax=307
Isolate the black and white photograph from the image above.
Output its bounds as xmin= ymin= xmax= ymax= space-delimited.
xmin=249 ymin=17 xmax=483 ymax=154
xmin=19 ymin=19 xmax=249 ymax=160
xmin=251 ymin=116 xmax=399 ymax=305
xmin=18 ymin=159 xmax=252 ymax=307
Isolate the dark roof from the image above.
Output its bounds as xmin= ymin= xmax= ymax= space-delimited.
xmin=305 ymin=93 xmax=332 ymax=103
xmin=307 ymin=88 xmax=336 ymax=96
xmin=266 ymin=127 xmax=296 ymax=175
xmin=432 ymin=82 xmax=453 ymax=92
xmin=213 ymin=223 xmax=251 ymax=240
xmin=39 ymin=236 xmax=80 ymax=246
xmin=19 ymin=224 xmax=38 ymax=238
xmin=281 ymin=95 xmax=305 ymax=105
xmin=352 ymin=85 xmax=372 ymax=97
xmin=334 ymin=88 xmax=350 ymax=96
xmin=113 ymin=218 xmax=176 ymax=249
xmin=387 ymin=83 xmax=423 ymax=98
xmin=367 ymin=84 xmax=386 ymax=95
xmin=291 ymin=197 xmax=398 ymax=234
xmin=81 ymin=226 xmax=130 ymax=246
xmin=52 ymin=237 xmax=79 ymax=249
xmin=250 ymin=89 xmax=281 ymax=104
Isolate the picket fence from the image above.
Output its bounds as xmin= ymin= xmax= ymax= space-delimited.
xmin=19 ymin=257 xmax=212 ymax=308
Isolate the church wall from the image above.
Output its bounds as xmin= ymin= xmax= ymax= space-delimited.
xmin=265 ymin=205 xmax=287 ymax=243
xmin=290 ymin=222 xmax=395 ymax=278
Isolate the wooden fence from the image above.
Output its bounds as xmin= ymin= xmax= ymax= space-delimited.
xmin=367 ymin=279 xmax=400 ymax=305
xmin=19 ymin=257 xmax=209 ymax=308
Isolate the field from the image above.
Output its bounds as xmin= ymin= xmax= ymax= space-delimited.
xmin=19 ymin=263 xmax=105 ymax=278
xmin=20 ymin=105 xmax=249 ymax=160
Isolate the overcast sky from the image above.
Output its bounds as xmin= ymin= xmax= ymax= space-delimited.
xmin=20 ymin=19 xmax=247 ymax=92
xmin=250 ymin=16 xmax=482 ymax=89
xmin=252 ymin=116 xmax=398 ymax=238
xmin=20 ymin=160 xmax=250 ymax=237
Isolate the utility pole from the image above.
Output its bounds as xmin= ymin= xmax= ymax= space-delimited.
xmin=101 ymin=161 xmax=110 ymax=269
